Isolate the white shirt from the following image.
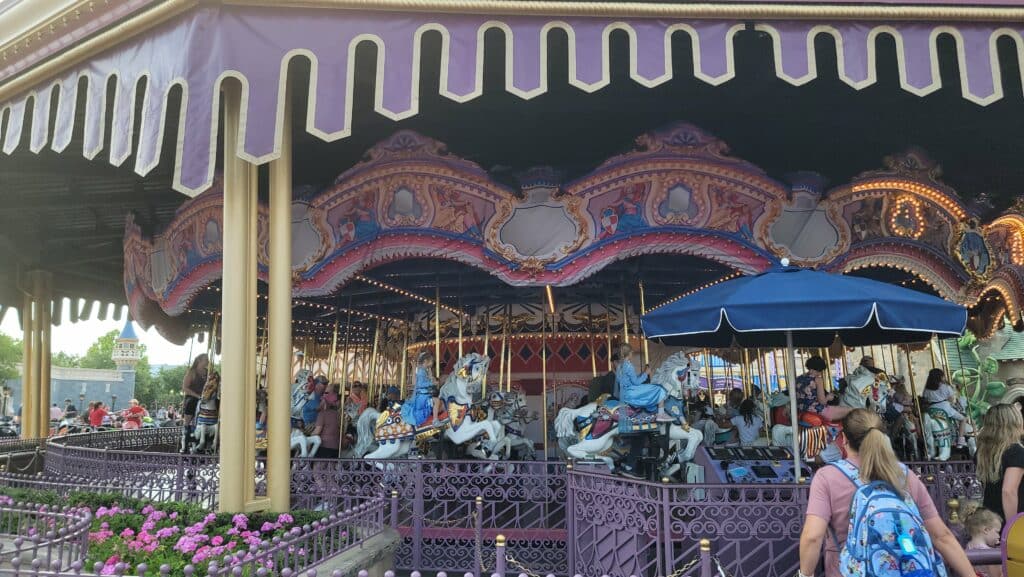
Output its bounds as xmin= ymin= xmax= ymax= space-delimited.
xmin=730 ymin=415 xmax=763 ymax=445
xmin=923 ymin=383 xmax=954 ymax=404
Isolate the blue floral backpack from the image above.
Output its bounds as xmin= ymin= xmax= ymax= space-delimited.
xmin=830 ymin=459 xmax=947 ymax=577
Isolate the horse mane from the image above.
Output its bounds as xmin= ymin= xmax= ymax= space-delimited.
xmin=201 ymin=379 xmax=219 ymax=401
xmin=652 ymin=351 xmax=696 ymax=396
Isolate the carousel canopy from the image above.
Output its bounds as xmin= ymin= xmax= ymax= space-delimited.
xmin=641 ymin=264 xmax=968 ymax=347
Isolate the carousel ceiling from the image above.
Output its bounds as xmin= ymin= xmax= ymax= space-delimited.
xmin=1 ymin=5 xmax=1023 ymax=332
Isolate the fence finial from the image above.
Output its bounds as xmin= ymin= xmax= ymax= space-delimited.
xmin=700 ymin=539 xmax=711 ymax=551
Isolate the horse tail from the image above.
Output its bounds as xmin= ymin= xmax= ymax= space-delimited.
xmin=355 ymin=408 xmax=380 ymax=457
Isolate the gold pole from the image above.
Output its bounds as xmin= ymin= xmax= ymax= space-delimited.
xmin=822 ymin=347 xmax=833 ymax=392
xmin=753 ymin=349 xmax=770 ymax=439
xmin=498 ymin=310 xmax=507 ymax=392
xmin=605 ymin=301 xmax=613 ymax=372
xmin=458 ymin=312 xmax=464 ymax=359
xmin=21 ymin=291 xmax=35 ymax=439
xmin=741 ymin=349 xmax=750 ymax=397
xmin=369 ymin=320 xmax=382 ymax=403
xmin=327 ymin=314 xmax=340 ymax=380
xmin=638 ymin=281 xmax=649 ymax=367
xmin=588 ymin=304 xmax=597 ymax=378
xmin=505 ymin=305 xmax=513 ymax=392
xmin=704 ymin=349 xmax=715 ymax=408
xmin=208 ymin=313 xmax=219 ymax=362
xmin=621 ymin=289 xmax=629 ymax=346
xmin=399 ymin=321 xmax=410 ymax=397
xmin=542 ymin=310 xmax=549 ymax=461
xmin=301 ymin=341 xmax=308 ymax=372
xmin=481 ymin=311 xmax=490 ymax=396
xmin=904 ymin=344 xmax=927 ymax=448
xmin=435 ymin=287 xmax=442 ymax=379
xmin=340 ymin=299 xmax=353 ymax=385
xmin=267 ymin=102 xmax=293 ymax=511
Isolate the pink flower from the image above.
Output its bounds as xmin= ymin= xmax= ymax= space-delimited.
xmin=260 ymin=522 xmax=276 ymax=533
xmin=119 ymin=528 xmax=135 ymax=539
xmin=211 ymin=536 xmax=224 ymax=546
xmin=231 ymin=513 xmax=248 ymax=529
xmin=277 ymin=513 xmax=293 ymax=525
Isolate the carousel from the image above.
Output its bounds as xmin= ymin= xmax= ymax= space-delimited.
xmin=1 ymin=1 xmax=1024 ymax=575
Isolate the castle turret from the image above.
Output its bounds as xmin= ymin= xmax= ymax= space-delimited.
xmin=112 ymin=319 xmax=140 ymax=396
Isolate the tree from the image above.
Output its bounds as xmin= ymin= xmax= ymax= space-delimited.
xmin=0 ymin=333 xmax=21 ymax=382
xmin=51 ymin=351 xmax=81 ymax=368
xmin=79 ymin=330 xmax=119 ymax=370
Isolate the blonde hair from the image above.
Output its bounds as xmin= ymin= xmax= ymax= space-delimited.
xmin=842 ymin=409 xmax=906 ymax=492
xmin=964 ymin=506 xmax=1002 ymax=539
xmin=618 ymin=343 xmax=634 ymax=360
xmin=977 ymin=403 xmax=1024 ymax=484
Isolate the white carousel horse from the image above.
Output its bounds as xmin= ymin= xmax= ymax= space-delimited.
xmin=290 ymin=420 xmax=322 ymax=458
xmin=190 ymin=381 xmax=220 ymax=454
xmin=922 ymin=394 xmax=976 ymax=462
xmin=350 ymin=404 xmax=378 ymax=458
xmin=360 ymin=353 xmax=496 ymax=460
xmin=557 ymin=353 xmax=704 ymax=470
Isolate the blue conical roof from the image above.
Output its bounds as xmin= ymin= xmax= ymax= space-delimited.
xmin=118 ymin=319 xmax=139 ymax=341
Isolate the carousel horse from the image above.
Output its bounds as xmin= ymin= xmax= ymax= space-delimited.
xmin=556 ymin=353 xmax=704 ymax=470
xmin=485 ymin=390 xmax=539 ymax=460
xmin=290 ymin=418 xmax=322 ymax=458
xmin=922 ymin=393 xmax=976 ymax=462
xmin=190 ymin=379 xmax=220 ymax=454
xmin=360 ymin=353 xmax=497 ymax=460
xmin=350 ymin=403 xmax=378 ymax=458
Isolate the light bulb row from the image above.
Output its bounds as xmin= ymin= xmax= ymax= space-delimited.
xmin=852 ymin=181 xmax=967 ymax=221
xmin=354 ymin=275 xmax=464 ymax=316
xmin=648 ymin=271 xmax=742 ymax=312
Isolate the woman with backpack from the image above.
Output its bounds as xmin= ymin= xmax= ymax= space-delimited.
xmin=797 ymin=408 xmax=973 ymax=577
xmin=978 ymin=403 xmax=1024 ymax=526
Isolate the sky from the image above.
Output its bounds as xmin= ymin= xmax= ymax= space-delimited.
xmin=0 ymin=304 xmax=194 ymax=367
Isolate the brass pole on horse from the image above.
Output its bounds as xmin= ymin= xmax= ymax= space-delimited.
xmin=338 ymin=298 xmax=354 ymax=449
xmin=399 ymin=320 xmax=409 ymax=397
xmin=369 ymin=319 xmax=382 ymax=404
xmin=482 ymin=310 xmax=490 ymax=396
xmin=435 ymin=286 xmax=442 ymax=379
xmin=904 ymin=343 xmax=927 ymax=450
xmin=704 ymin=349 xmax=715 ymax=409
xmin=208 ymin=313 xmax=220 ymax=364
xmin=542 ymin=308 xmax=549 ymax=462
xmin=458 ymin=287 xmax=464 ymax=359
xmin=498 ymin=308 xmax=507 ymax=392
xmin=327 ymin=313 xmax=340 ymax=381
xmin=605 ymin=299 xmax=613 ymax=372
xmin=638 ymin=281 xmax=649 ymax=367
xmin=822 ymin=347 xmax=833 ymax=392
xmin=588 ymin=304 xmax=597 ymax=378
xmin=505 ymin=304 xmax=513 ymax=392
xmin=621 ymin=283 xmax=629 ymax=349
xmin=751 ymin=348 xmax=770 ymax=440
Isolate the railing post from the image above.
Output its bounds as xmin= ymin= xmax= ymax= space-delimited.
xmin=475 ymin=495 xmax=483 ymax=577
xmin=412 ymin=462 xmax=423 ymax=569
xmin=391 ymin=490 xmax=399 ymax=529
xmin=565 ymin=461 xmax=575 ymax=577
xmin=495 ymin=534 xmax=506 ymax=577
xmin=699 ymin=539 xmax=712 ymax=577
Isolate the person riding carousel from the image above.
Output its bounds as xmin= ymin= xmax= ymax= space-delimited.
xmin=400 ymin=351 xmax=448 ymax=429
xmin=796 ymin=355 xmax=852 ymax=426
xmin=923 ymin=368 xmax=968 ymax=448
xmin=616 ymin=343 xmax=673 ymax=422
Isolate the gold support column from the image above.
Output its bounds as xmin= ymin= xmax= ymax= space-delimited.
xmin=267 ymin=86 xmax=293 ymax=513
xmin=37 ymin=273 xmax=51 ymax=438
xmin=481 ymin=312 xmax=490 ymax=396
xmin=541 ymin=311 xmax=549 ymax=461
xmin=21 ymin=291 xmax=35 ymax=440
xmin=29 ymin=276 xmax=42 ymax=438
xmin=434 ymin=288 xmax=441 ymax=379
xmin=638 ymin=282 xmax=649 ymax=367
xmin=219 ymin=83 xmax=261 ymax=513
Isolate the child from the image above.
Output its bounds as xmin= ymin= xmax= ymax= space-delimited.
xmin=730 ymin=398 xmax=766 ymax=447
xmin=923 ymin=368 xmax=967 ymax=447
xmin=963 ymin=502 xmax=1003 ymax=577
xmin=400 ymin=351 xmax=446 ymax=427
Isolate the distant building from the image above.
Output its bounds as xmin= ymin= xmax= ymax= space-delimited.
xmin=1 ymin=319 xmax=139 ymax=417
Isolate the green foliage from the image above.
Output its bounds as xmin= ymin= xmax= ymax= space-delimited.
xmin=51 ymin=351 xmax=81 ymax=368
xmin=135 ymin=364 xmax=186 ymax=408
xmin=0 ymin=332 xmax=22 ymax=382
xmin=80 ymin=330 xmax=119 ymax=370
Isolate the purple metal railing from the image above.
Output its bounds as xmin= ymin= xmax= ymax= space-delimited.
xmin=0 ymin=502 xmax=91 ymax=571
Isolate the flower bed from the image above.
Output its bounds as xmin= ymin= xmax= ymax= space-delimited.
xmin=0 ymin=488 xmax=329 ymax=576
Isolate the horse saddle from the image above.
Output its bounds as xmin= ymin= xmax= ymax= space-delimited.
xmin=375 ymin=409 xmax=415 ymax=443
xmin=618 ymin=405 xmax=659 ymax=435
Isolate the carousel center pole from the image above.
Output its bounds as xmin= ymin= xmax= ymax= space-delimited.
xmin=267 ymin=86 xmax=293 ymax=511
xmin=784 ymin=333 xmax=802 ymax=482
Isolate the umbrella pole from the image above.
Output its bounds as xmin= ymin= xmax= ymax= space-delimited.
xmin=785 ymin=332 xmax=802 ymax=482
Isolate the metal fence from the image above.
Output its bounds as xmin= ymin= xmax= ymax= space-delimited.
xmin=0 ymin=502 xmax=91 ymax=571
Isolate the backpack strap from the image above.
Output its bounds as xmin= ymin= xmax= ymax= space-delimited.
xmin=825 ymin=459 xmax=862 ymax=551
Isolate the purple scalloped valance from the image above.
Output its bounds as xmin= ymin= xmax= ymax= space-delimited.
xmin=1 ymin=5 xmax=1021 ymax=195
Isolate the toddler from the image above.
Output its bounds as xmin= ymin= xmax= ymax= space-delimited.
xmin=964 ymin=503 xmax=1003 ymax=577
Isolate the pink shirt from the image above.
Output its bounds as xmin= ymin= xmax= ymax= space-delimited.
xmin=805 ymin=456 xmax=940 ymax=577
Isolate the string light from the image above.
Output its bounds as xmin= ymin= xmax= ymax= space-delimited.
xmin=852 ymin=180 xmax=967 ymax=220
xmin=201 ymin=285 xmax=405 ymax=324
xmin=648 ymin=271 xmax=742 ymax=312
xmin=354 ymin=274 xmax=463 ymax=316
xmin=888 ymin=195 xmax=924 ymax=239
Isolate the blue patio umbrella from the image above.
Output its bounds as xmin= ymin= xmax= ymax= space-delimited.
xmin=641 ymin=260 xmax=967 ymax=476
